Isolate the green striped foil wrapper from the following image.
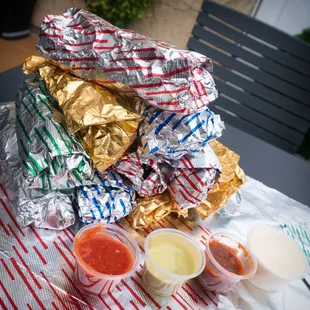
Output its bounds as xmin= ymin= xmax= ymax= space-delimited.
xmin=16 ymin=77 xmax=95 ymax=190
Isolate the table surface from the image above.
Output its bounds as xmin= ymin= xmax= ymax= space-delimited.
xmin=1 ymin=65 xmax=310 ymax=206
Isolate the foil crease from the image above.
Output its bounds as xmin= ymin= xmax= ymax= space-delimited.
xmin=23 ymin=56 xmax=143 ymax=172
xmin=167 ymin=145 xmax=222 ymax=209
xmin=16 ymin=77 xmax=95 ymax=190
xmin=129 ymin=191 xmax=188 ymax=229
xmin=77 ymin=169 xmax=135 ymax=223
xmin=195 ymin=140 xmax=246 ymax=219
xmin=37 ymin=8 xmax=218 ymax=114
xmin=0 ymin=103 xmax=75 ymax=230
xmin=139 ymin=105 xmax=224 ymax=159
xmin=112 ymin=151 xmax=167 ymax=197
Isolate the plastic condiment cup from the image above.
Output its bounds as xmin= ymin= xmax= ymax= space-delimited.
xmin=73 ymin=223 xmax=140 ymax=294
xmin=247 ymin=225 xmax=309 ymax=291
xmin=198 ymin=230 xmax=257 ymax=292
xmin=142 ymin=228 xmax=206 ymax=296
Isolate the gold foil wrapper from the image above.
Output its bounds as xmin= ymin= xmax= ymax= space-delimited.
xmin=23 ymin=56 xmax=143 ymax=171
xmin=129 ymin=140 xmax=245 ymax=228
xmin=195 ymin=140 xmax=246 ymax=219
xmin=129 ymin=191 xmax=188 ymax=229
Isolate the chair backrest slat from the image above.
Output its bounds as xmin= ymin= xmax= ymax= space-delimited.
xmin=188 ymin=1 xmax=310 ymax=154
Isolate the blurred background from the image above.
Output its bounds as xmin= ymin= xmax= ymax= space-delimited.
xmin=1 ymin=0 xmax=310 ymax=72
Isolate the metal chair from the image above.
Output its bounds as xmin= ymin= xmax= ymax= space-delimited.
xmin=188 ymin=0 xmax=310 ymax=154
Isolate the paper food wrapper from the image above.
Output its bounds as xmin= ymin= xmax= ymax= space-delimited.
xmin=23 ymin=56 xmax=143 ymax=172
xmin=130 ymin=140 xmax=245 ymax=228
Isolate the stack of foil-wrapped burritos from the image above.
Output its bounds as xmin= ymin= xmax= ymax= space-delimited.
xmin=0 ymin=8 xmax=245 ymax=230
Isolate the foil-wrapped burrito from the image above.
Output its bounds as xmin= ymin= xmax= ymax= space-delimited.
xmin=37 ymin=8 xmax=218 ymax=114
xmin=16 ymin=77 xmax=95 ymax=189
xmin=139 ymin=105 xmax=224 ymax=159
xmin=23 ymin=56 xmax=143 ymax=172
xmin=112 ymin=144 xmax=221 ymax=210
xmin=167 ymin=145 xmax=221 ymax=209
xmin=112 ymin=151 xmax=167 ymax=197
xmin=0 ymin=103 xmax=76 ymax=229
xmin=77 ymin=170 xmax=135 ymax=223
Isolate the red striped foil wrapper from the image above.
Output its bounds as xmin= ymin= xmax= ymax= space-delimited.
xmin=37 ymin=8 xmax=218 ymax=114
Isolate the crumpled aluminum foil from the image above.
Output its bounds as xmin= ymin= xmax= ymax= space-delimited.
xmin=23 ymin=56 xmax=143 ymax=172
xmin=16 ymin=77 xmax=95 ymax=190
xmin=167 ymin=144 xmax=221 ymax=209
xmin=139 ymin=105 xmax=224 ymax=159
xmin=1 ymin=98 xmax=135 ymax=229
xmin=37 ymin=7 xmax=218 ymax=114
xmin=112 ymin=151 xmax=167 ymax=197
xmin=0 ymin=103 xmax=75 ymax=229
xmin=77 ymin=169 xmax=135 ymax=223
xmin=113 ymin=144 xmax=221 ymax=210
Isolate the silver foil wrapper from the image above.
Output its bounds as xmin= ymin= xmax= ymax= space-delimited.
xmin=113 ymin=144 xmax=221 ymax=209
xmin=0 ymin=103 xmax=75 ymax=230
xmin=139 ymin=105 xmax=224 ymax=159
xmin=37 ymin=8 xmax=218 ymax=114
xmin=112 ymin=151 xmax=167 ymax=197
xmin=16 ymin=77 xmax=95 ymax=190
xmin=167 ymin=144 xmax=221 ymax=209
xmin=77 ymin=170 xmax=135 ymax=223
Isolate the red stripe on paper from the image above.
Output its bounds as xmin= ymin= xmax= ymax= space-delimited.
xmin=172 ymin=295 xmax=187 ymax=310
xmin=130 ymin=277 xmax=161 ymax=309
xmin=67 ymin=227 xmax=76 ymax=237
xmin=96 ymin=29 xmax=117 ymax=34
xmin=98 ymin=295 xmax=112 ymax=310
xmin=40 ymin=33 xmax=63 ymax=38
xmin=0 ymin=258 xmax=15 ymax=280
xmin=184 ymin=283 xmax=209 ymax=307
xmin=198 ymin=225 xmax=211 ymax=234
xmin=0 ymin=281 xmax=18 ymax=310
xmin=130 ymin=300 xmax=139 ymax=310
xmin=56 ymin=41 xmax=93 ymax=47
xmin=0 ymin=184 xmax=9 ymax=199
xmin=62 ymin=269 xmax=94 ymax=310
xmin=63 ymin=229 xmax=74 ymax=242
xmin=53 ymin=242 xmax=74 ymax=270
xmin=182 ymin=286 xmax=198 ymax=303
xmin=0 ymin=297 xmax=8 ymax=310
xmin=12 ymin=246 xmax=42 ymax=289
xmin=104 ymin=65 xmax=150 ymax=72
xmin=29 ymin=226 xmax=48 ymax=249
xmin=10 ymin=258 xmax=46 ymax=310
xmin=178 ymin=217 xmax=193 ymax=231
xmin=108 ymin=292 xmax=124 ymax=310
xmin=0 ymin=219 xmax=10 ymax=236
xmin=27 ymin=304 xmax=33 ymax=310
xmin=8 ymin=224 xmax=28 ymax=253
xmin=115 ymin=47 xmax=157 ymax=54
xmin=163 ymin=218 xmax=178 ymax=229
xmin=57 ymin=236 xmax=75 ymax=258
xmin=0 ymin=199 xmax=25 ymax=236
xmin=33 ymin=246 xmax=47 ymax=265
xmin=176 ymin=292 xmax=195 ymax=310
xmin=41 ymin=272 xmax=69 ymax=310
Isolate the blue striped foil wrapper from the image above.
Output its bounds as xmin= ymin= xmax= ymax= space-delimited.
xmin=139 ymin=105 xmax=224 ymax=159
xmin=15 ymin=77 xmax=95 ymax=190
xmin=77 ymin=170 xmax=135 ymax=223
